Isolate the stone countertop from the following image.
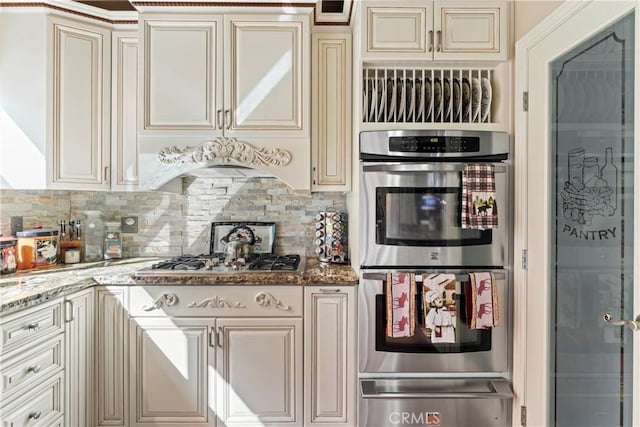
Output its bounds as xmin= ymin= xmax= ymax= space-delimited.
xmin=0 ymin=257 xmax=358 ymax=316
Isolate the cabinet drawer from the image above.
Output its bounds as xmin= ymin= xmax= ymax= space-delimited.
xmin=0 ymin=301 xmax=63 ymax=356
xmin=0 ymin=335 xmax=63 ymax=401
xmin=129 ymin=286 xmax=303 ymax=317
xmin=0 ymin=372 xmax=63 ymax=427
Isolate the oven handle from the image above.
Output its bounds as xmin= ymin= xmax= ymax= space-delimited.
xmin=362 ymin=163 xmax=507 ymax=173
xmin=360 ymin=378 xmax=513 ymax=400
xmin=362 ymin=272 xmax=506 ymax=282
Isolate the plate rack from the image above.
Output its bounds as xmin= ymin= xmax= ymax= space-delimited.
xmin=362 ymin=67 xmax=495 ymax=124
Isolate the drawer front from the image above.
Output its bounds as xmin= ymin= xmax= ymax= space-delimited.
xmin=0 ymin=372 xmax=63 ymax=427
xmin=0 ymin=302 xmax=63 ymax=356
xmin=0 ymin=335 xmax=63 ymax=401
xmin=129 ymin=286 xmax=303 ymax=317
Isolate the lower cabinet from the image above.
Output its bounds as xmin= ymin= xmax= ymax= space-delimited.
xmin=304 ymin=286 xmax=357 ymax=426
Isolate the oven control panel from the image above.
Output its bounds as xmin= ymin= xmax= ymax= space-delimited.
xmin=389 ymin=136 xmax=480 ymax=153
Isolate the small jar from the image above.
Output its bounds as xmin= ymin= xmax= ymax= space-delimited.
xmin=104 ymin=222 xmax=122 ymax=260
xmin=0 ymin=237 xmax=18 ymax=274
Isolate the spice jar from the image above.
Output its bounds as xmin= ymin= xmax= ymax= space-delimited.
xmin=0 ymin=237 xmax=18 ymax=274
xmin=16 ymin=228 xmax=59 ymax=269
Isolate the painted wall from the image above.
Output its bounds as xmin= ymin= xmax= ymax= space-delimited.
xmin=514 ymin=0 xmax=564 ymax=41
xmin=0 ymin=177 xmax=347 ymax=258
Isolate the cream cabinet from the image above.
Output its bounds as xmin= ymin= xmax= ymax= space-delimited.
xmin=111 ymin=31 xmax=139 ymax=190
xmin=49 ymin=16 xmax=112 ymax=190
xmin=303 ymin=286 xmax=357 ymax=426
xmin=137 ymin=9 xmax=312 ymax=191
xmin=311 ymin=30 xmax=352 ymax=191
xmin=361 ymin=0 xmax=509 ymax=61
xmin=127 ymin=286 xmax=303 ymax=427
xmin=96 ymin=286 xmax=129 ymax=427
xmin=64 ymin=289 xmax=95 ymax=427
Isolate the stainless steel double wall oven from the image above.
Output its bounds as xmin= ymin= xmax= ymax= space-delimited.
xmin=358 ymin=130 xmax=513 ymax=427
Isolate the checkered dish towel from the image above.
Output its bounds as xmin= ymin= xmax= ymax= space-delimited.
xmin=461 ymin=164 xmax=498 ymax=229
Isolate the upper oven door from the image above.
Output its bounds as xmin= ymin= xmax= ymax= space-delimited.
xmin=360 ymin=162 xmax=508 ymax=268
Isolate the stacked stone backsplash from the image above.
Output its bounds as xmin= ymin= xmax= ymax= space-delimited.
xmin=0 ymin=177 xmax=347 ymax=258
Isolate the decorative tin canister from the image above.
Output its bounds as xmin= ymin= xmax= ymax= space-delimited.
xmin=16 ymin=228 xmax=59 ymax=270
xmin=313 ymin=209 xmax=348 ymax=264
xmin=0 ymin=237 xmax=18 ymax=274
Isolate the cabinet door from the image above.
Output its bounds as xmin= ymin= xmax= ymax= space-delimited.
xmin=141 ymin=15 xmax=223 ymax=131
xmin=129 ymin=317 xmax=215 ymax=427
xmin=96 ymin=287 xmax=129 ymax=427
xmin=216 ymin=318 xmax=302 ymax=427
xmin=304 ymin=287 xmax=356 ymax=426
xmin=225 ymin=15 xmax=309 ymax=137
xmin=65 ymin=289 xmax=95 ymax=427
xmin=312 ymin=31 xmax=351 ymax=191
xmin=49 ymin=19 xmax=111 ymax=190
xmin=111 ymin=31 xmax=139 ymax=190
xmin=361 ymin=2 xmax=433 ymax=60
xmin=434 ymin=0 xmax=508 ymax=61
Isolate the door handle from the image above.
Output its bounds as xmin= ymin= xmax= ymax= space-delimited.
xmin=217 ymin=109 xmax=223 ymax=129
xmin=436 ymin=30 xmax=442 ymax=52
xmin=428 ymin=30 xmax=433 ymax=52
xmin=602 ymin=313 xmax=640 ymax=331
xmin=225 ymin=110 xmax=232 ymax=130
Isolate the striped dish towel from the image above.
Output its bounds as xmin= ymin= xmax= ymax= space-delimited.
xmin=386 ymin=272 xmax=416 ymax=338
xmin=461 ymin=164 xmax=498 ymax=229
xmin=466 ymin=272 xmax=499 ymax=329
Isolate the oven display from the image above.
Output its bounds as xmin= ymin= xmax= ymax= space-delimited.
xmin=389 ymin=136 xmax=480 ymax=153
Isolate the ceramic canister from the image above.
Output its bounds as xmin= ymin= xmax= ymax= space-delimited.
xmin=16 ymin=228 xmax=59 ymax=269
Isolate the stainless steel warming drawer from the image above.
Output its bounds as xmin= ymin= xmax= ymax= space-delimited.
xmin=359 ymin=378 xmax=513 ymax=427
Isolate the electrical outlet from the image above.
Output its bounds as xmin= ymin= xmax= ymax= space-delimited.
xmin=121 ymin=216 xmax=138 ymax=233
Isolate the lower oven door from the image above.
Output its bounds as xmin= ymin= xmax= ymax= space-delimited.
xmin=359 ymin=270 xmax=510 ymax=374
xmin=359 ymin=378 xmax=513 ymax=427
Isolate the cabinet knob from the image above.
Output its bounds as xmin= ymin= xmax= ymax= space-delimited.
xmin=27 ymin=365 xmax=42 ymax=374
xmin=25 ymin=323 xmax=40 ymax=331
xmin=28 ymin=411 xmax=42 ymax=420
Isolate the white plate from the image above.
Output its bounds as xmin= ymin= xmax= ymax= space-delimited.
xmin=397 ymin=78 xmax=405 ymax=120
xmin=471 ymin=77 xmax=481 ymax=122
xmin=368 ymin=78 xmax=377 ymax=122
xmin=433 ymin=78 xmax=442 ymax=121
xmin=363 ymin=79 xmax=369 ymax=121
xmin=480 ymin=77 xmax=492 ymax=122
xmin=461 ymin=78 xmax=471 ymax=121
xmin=452 ymin=78 xmax=461 ymax=121
xmin=377 ymin=78 xmax=386 ymax=122
xmin=386 ymin=77 xmax=396 ymax=121
xmin=406 ymin=79 xmax=415 ymax=120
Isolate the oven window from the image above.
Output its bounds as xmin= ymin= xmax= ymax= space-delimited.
xmin=375 ymin=280 xmax=491 ymax=353
xmin=376 ymin=187 xmax=491 ymax=246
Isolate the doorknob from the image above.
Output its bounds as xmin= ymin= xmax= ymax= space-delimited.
xmin=602 ymin=312 xmax=640 ymax=331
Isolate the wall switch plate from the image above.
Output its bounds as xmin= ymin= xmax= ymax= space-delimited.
xmin=121 ymin=216 xmax=138 ymax=233
xmin=10 ymin=216 xmax=23 ymax=235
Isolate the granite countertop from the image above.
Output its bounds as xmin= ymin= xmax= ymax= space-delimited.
xmin=0 ymin=257 xmax=358 ymax=316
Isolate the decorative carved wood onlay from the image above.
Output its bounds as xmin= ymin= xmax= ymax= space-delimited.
xmin=157 ymin=137 xmax=292 ymax=167
xmin=142 ymin=293 xmax=178 ymax=311
xmin=255 ymin=292 xmax=291 ymax=311
xmin=187 ymin=297 xmax=246 ymax=309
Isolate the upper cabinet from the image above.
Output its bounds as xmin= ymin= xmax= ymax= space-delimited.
xmin=361 ymin=0 xmax=509 ymax=62
xmin=137 ymin=8 xmax=312 ymax=191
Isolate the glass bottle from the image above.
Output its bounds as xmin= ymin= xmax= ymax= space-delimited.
xmin=599 ymin=147 xmax=617 ymax=213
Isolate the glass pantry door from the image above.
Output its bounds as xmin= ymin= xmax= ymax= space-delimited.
xmin=524 ymin=2 xmax=638 ymax=426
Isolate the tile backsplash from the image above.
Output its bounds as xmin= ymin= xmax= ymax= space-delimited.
xmin=0 ymin=177 xmax=346 ymax=258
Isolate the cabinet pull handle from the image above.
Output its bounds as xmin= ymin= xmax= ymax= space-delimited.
xmin=217 ymin=327 xmax=223 ymax=347
xmin=319 ymin=288 xmax=341 ymax=293
xmin=27 ymin=365 xmax=42 ymax=374
xmin=217 ymin=109 xmax=223 ymax=129
xmin=28 ymin=411 xmax=42 ymax=420
xmin=209 ymin=327 xmax=216 ymax=347
xmin=428 ymin=30 xmax=433 ymax=52
xmin=225 ymin=110 xmax=232 ymax=130
xmin=436 ymin=30 xmax=442 ymax=52
xmin=104 ymin=166 xmax=109 ymax=183
xmin=64 ymin=300 xmax=74 ymax=323
xmin=25 ymin=323 xmax=40 ymax=331
xmin=312 ymin=166 xmax=317 ymax=185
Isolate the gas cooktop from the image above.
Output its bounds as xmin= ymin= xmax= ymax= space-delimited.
xmin=133 ymin=254 xmax=305 ymax=277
